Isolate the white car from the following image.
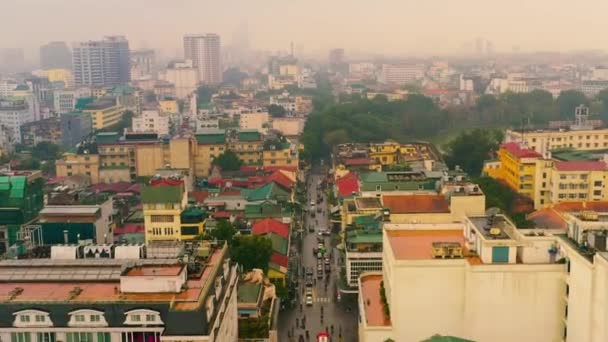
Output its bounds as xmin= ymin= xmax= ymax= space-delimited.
xmin=305 ymin=295 xmax=313 ymax=306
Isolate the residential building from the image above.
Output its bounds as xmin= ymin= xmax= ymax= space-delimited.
xmin=0 ymin=171 xmax=44 ymax=255
xmin=505 ymin=113 xmax=608 ymax=156
xmin=130 ymin=49 xmax=155 ymax=80
xmin=0 ymin=78 xmax=18 ymax=97
xmin=53 ymin=88 xmax=92 ymax=114
xmin=580 ymin=80 xmax=608 ymax=97
xmin=239 ymin=112 xmax=269 ymax=132
xmin=380 ymin=63 xmax=425 ymax=85
xmin=60 ymin=112 xmax=92 ymax=147
xmin=20 ymin=117 xmax=62 ymax=147
xmin=251 ymin=218 xmax=290 ymax=284
xmin=40 ymin=41 xmax=72 ymax=69
xmin=83 ymin=99 xmax=125 ymax=130
xmin=56 ymin=152 xmax=100 ymax=184
xmin=72 ymin=36 xmax=130 ymax=87
xmin=262 ymin=140 xmax=297 ymax=168
xmin=159 ymin=99 xmax=179 ymax=114
xmin=0 ymin=241 xmax=239 ymax=342
xmin=160 ymin=59 xmax=198 ymax=99
xmin=142 ymin=177 xmax=204 ymax=244
xmin=183 ymin=34 xmax=222 ymax=84
xmin=490 ymin=142 xmax=542 ymax=200
xmin=0 ymin=97 xmax=35 ymax=143
xmin=132 ymin=110 xmax=170 ymax=135
xmin=344 ymin=216 xmax=383 ymax=287
xmin=43 ymin=68 xmax=73 ymax=87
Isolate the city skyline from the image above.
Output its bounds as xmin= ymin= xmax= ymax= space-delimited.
xmin=2 ymin=0 xmax=608 ymax=62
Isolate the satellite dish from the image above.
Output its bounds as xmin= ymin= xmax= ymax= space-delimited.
xmin=489 ymin=228 xmax=502 ymax=236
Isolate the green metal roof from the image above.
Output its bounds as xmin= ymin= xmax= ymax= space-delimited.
xmin=551 ymin=148 xmax=607 ymax=162
xmin=353 ymin=215 xmax=381 ymax=230
xmin=141 ymin=185 xmax=183 ymax=204
xmin=243 ymin=183 xmax=289 ymax=202
xmin=421 ymin=335 xmax=475 ymax=342
xmin=96 ymin=132 xmax=120 ymax=144
xmin=14 ymin=85 xmax=29 ymax=91
xmin=196 ymin=131 xmax=226 ymax=144
xmin=75 ymin=97 xmax=94 ymax=110
xmin=237 ymin=282 xmax=262 ymax=304
xmin=243 ymin=202 xmax=285 ymax=219
xmin=346 ymin=230 xmax=383 ymax=245
xmin=266 ymin=233 xmax=288 ymax=255
xmin=238 ymin=130 xmax=262 ymax=142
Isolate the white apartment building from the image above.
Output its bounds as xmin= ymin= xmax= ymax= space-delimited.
xmin=0 ymin=97 xmax=35 ymax=143
xmin=132 ymin=110 xmax=170 ymax=135
xmin=359 ymin=212 xmax=608 ymax=342
xmin=239 ymin=112 xmax=269 ymax=132
xmin=0 ymin=78 xmax=18 ymax=97
xmin=160 ymin=60 xmax=199 ymax=99
xmin=380 ymin=64 xmax=425 ymax=85
xmin=183 ymin=34 xmax=221 ymax=84
xmin=53 ymin=88 xmax=92 ymax=114
xmin=349 ymin=62 xmax=376 ymax=79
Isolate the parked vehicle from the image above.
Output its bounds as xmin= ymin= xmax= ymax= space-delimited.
xmin=317 ymin=332 xmax=329 ymax=342
xmin=306 ymin=295 xmax=313 ymax=306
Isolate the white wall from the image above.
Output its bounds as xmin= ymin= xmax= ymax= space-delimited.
xmin=120 ymin=269 xmax=186 ymax=293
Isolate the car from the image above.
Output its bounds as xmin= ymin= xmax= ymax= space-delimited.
xmin=305 ymin=287 xmax=313 ymax=296
xmin=324 ymin=264 xmax=331 ymax=272
xmin=317 ymin=243 xmax=324 ymax=249
xmin=322 ymin=230 xmax=331 ymax=236
xmin=317 ymin=264 xmax=323 ymax=272
xmin=317 ymin=332 xmax=329 ymax=342
xmin=317 ymin=231 xmax=324 ymax=236
xmin=306 ymin=268 xmax=313 ymax=276
xmin=305 ymin=295 xmax=313 ymax=306
xmin=324 ymin=258 xmax=330 ymax=265
xmin=316 ymin=207 xmax=322 ymax=213
xmin=317 ymin=270 xmax=323 ymax=279
xmin=309 ymin=226 xmax=315 ymax=232
xmin=310 ymin=200 xmax=315 ymax=206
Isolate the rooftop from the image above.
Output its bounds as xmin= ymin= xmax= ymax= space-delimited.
xmin=0 ymin=243 xmax=227 ymax=308
xmin=141 ymin=185 xmax=183 ymax=204
xmin=39 ymin=206 xmax=100 ymax=216
xmin=501 ymin=142 xmax=542 ymax=159
xmin=83 ymin=99 xmax=116 ymax=110
xmin=386 ymin=229 xmax=466 ymax=260
xmin=355 ymin=197 xmax=383 ymax=210
xmin=554 ymin=161 xmax=607 ymax=172
xmin=468 ymin=215 xmax=515 ymax=240
xmin=237 ymin=282 xmax=262 ymax=304
xmin=124 ymin=265 xmax=184 ymax=277
xmin=383 ymin=194 xmax=450 ymax=214
xmin=360 ymin=274 xmax=390 ymax=326
xmin=251 ymin=218 xmax=289 ymax=238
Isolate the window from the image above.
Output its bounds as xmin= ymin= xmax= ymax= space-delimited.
xmin=35 ymin=315 xmax=45 ymax=322
xmin=65 ymin=332 xmax=93 ymax=342
xmin=11 ymin=333 xmax=31 ymax=342
xmin=151 ymin=215 xmax=173 ymax=223
xmin=75 ymin=315 xmax=85 ymax=322
xmin=594 ymin=181 xmax=602 ymax=187
xmin=146 ymin=314 xmax=156 ymax=322
xmin=20 ymin=316 xmax=30 ymax=323
xmin=90 ymin=315 xmax=100 ymax=322
xmin=594 ymin=190 xmax=602 ymax=196
xmin=131 ymin=314 xmax=141 ymax=322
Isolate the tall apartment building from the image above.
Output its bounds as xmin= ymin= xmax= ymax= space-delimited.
xmin=40 ymin=41 xmax=72 ymax=69
xmin=380 ymin=63 xmax=425 ymax=85
xmin=130 ymin=49 xmax=155 ymax=80
xmin=61 ymin=112 xmax=93 ymax=147
xmin=0 ymin=97 xmax=35 ymax=143
xmin=72 ymin=36 xmax=130 ymax=87
xmin=183 ymin=34 xmax=221 ymax=84
xmin=82 ymin=99 xmax=125 ymax=130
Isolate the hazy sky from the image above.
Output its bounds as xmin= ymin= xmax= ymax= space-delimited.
xmin=2 ymin=0 xmax=608 ymax=59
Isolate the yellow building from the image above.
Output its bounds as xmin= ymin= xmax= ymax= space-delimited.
xmin=141 ymin=182 xmax=189 ymax=243
xmin=83 ymin=100 xmax=125 ymax=130
xmin=548 ymin=161 xmax=608 ymax=205
xmin=262 ymin=141 xmax=298 ymax=168
xmin=493 ymin=142 xmax=542 ymax=199
xmin=91 ymin=87 xmax=107 ymax=98
xmin=159 ymin=99 xmax=179 ymax=113
xmin=44 ymin=68 xmax=72 ymax=87
xmin=230 ymin=130 xmax=263 ymax=165
xmin=194 ymin=130 xmax=227 ymax=177
xmin=56 ymin=153 xmax=100 ymax=184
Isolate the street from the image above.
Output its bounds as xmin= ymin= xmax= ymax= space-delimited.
xmin=279 ymin=169 xmax=358 ymax=342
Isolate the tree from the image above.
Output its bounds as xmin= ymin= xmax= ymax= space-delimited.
xmin=597 ymin=88 xmax=608 ymax=120
xmin=212 ymin=150 xmax=243 ymax=171
xmin=444 ymin=129 xmax=503 ymax=176
xmin=222 ymin=67 xmax=248 ymax=86
xmin=32 ymin=142 xmax=61 ymax=161
xmin=196 ymin=86 xmax=217 ymax=105
xmin=231 ymin=235 xmax=273 ymax=273
xmin=267 ymin=104 xmax=286 ymax=118
xmin=557 ymin=90 xmax=588 ymax=119
xmin=204 ymin=220 xmax=236 ymax=243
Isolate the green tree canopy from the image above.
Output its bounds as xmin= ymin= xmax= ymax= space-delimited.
xmin=557 ymin=90 xmax=589 ymax=119
xmin=212 ymin=150 xmax=243 ymax=171
xmin=231 ymin=235 xmax=273 ymax=273
xmin=204 ymin=220 xmax=237 ymax=244
xmin=444 ymin=129 xmax=503 ymax=176
xmin=32 ymin=142 xmax=61 ymax=161
xmin=196 ymin=86 xmax=218 ymax=105
xmin=222 ymin=67 xmax=248 ymax=86
xmin=267 ymin=104 xmax=286 ymax=117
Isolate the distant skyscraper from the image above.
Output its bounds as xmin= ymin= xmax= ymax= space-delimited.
xmin=40 ymin=42 xmax=72 ymax=69
xmin=72 ymin=36 xmax=130 ymax=87
xmin=130 ymin=49 xmax=155 ymax=80
xmin=475 ymin=37 xmax=484 ymax=56
xmin=183 ymin=34 xmax=222 ymax=84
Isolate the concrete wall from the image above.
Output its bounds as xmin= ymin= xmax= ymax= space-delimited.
xmin=120 ymin=269 xmax=186 ymax=293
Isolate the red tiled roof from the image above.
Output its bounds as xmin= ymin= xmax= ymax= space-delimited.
xmin=360 ymin=274 xmax=391 ymax=326
xmin=212 ymin=211 xmax=232 ymax=219
xmin=265 ymin=170 xmax=295 ymax=190
xmin=528 ymin=208 xmax=566 ymax=230
xmin=150 ymin=178 xmax=184 ymax=187
xmin=114 ymin=223 xmax=144 ymax=235
xmin=552 ymin=201 xmax=608 ymax=213
xmin=190 ymin=191 xmax=210 ymax=204
xmin=554 ymin=161 xmax=607 ymax=171
xmin=252 ymin=218 xmax=289 ymax=238
xmin=264 ymin=165 xmax=297 ymax=172
xmin=501 ymin=142 xmax=542 ymax=158
xmin=382 ymin=194 xmax=450 ymax=214
xmin=90 ymin=182 xmax=135 ymax=193
xmin=270 ymin=252 xmax=289 ymax=268
xmin=336 ymin=172 xmax=359 ymax=197
xmin=344 ymin=158 xmax=373 ymax=166
xmin=387 ymin=229 xmax=465 ymax=259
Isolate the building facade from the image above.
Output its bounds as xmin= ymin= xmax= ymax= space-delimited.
xmin=132 ymin=110 xmax=169 ymax=135
xmin=72 ymin=37 xmax=130 ymax=87
xmin=61 ymin=112 xmax=93 ymax=147
xmin=0 ymin=97 xmax=35 ymax=143
xmin=183 ymin=34 xmax=221 ymax=84
xmin=40 ymin=41 xmax=72 ymax=69
xmin=83 ymin=100 xmax=125 ymax=130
